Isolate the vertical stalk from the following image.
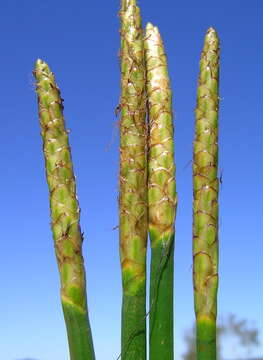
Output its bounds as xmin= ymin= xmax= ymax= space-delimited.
xmin=193 ymin=28 xmax=220 ymax=360
xmin=144 ymin=23 xmax=177 ymax=360
xmin=118 ymin=0 xmax=148 ymax=359
xmin=34 ymin=60 xmax=95 ymax=360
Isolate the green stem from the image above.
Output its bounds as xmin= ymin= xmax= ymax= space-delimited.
xmin=149 ymin=235 xmax=174 ymax=360
xmin=144 ymin=23 xmax=177 ymax=360
xmin=196 ymin=316 xmax=217 ymax=360
xmin=62 ymin=302 xmax=95 ymax=359
xmin=121 ymin=294 xmax=147 ymax=360
xmin=34 ymin=59 xmax=95 ymax=360
xmin=118 ymin=1 xmax=148 ymax=359
xmin=193 ymin=27 xmax=220 ymax=360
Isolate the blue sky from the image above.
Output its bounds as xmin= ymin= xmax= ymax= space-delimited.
xmin=1 ymin=0 xmax=262 ymax=359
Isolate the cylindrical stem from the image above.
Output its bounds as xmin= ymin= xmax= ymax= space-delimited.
xmin=144 ymin=23 xmax=177 ymax=360
xmin=193 ymin=28 xmax=220 ymax=360
xmin=34 ymin=59 xmax=95 ymax=360
xmin=118 ymin=0 xmax=148 ymax=359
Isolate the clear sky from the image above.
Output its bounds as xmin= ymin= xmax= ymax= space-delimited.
xmin=1 ymin=0 xmax=262 ymax=359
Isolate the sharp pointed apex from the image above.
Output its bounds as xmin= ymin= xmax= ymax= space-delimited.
xmin=35 ymin=58 xmax=48 ymax=68
xmin=206 ymin=27 xmax=219 ymax=38
xmin=145 ymin=22 xmax=161 ymax=38
xmin=34 ymin=59 xmax=50 ymax=74
xmin=207 ymin=27 xmax=216 ymax=32
xmin=205 ymin=27 xmax=219 ymax=45
xmin=35 ymin=58 xmax=44 ymax=66
xmin=146 ymin=22 xmax=154 ymax=30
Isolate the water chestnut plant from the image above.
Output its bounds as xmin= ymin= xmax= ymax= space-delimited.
xmin=34 ymin=4 xmax=221 ymax=360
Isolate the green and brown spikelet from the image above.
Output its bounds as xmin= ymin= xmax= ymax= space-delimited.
xmin=193 ymin=28 xmax=220 ymax=360
xmin=144 ymin=23 xmax=177 ymax=360
xmin=34 ymin=60 xmax=95 ymax=360
xmin=118 ymin=0 xmax=148 ymax=358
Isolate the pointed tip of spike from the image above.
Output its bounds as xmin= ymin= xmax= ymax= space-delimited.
xmin=206 ymin=27 xmax=219 ymax=38
xmin=36 ymin=58 xmax=44 ymax=64
xmin=145 ymin=22 xmax=160 ymax=36
xmin=207 ymin=27 xmax=216 ymax=32
xmin=146 ymin=22 xmax=154 ymax=30
xmin=35 ymin=58 xmax=50 ymax=73
xmin=35 ymin=58 xmax=46 ymax=67
xmin=204 ymin=27 xmax=219 ymax=46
